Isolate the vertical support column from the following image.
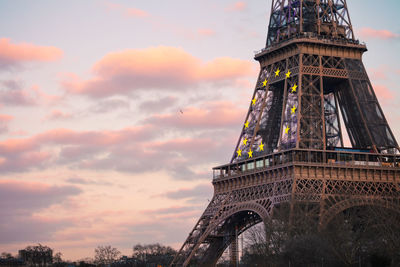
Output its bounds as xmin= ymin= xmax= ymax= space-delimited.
xmin=347 ymin=78 xmax=377 ymax=153
xmin=316 ymin=0 xmax=321 ymax=35
xmin=319 ymin=55 xmax=326 ymax=150
xmin=296 ymin=54 xmax=303 ymax=149
xmin=299 ymin=0 xmax=303 ymax=33
xmin=229 ymin=227 xmax=239 ymax=267
xmin=278 ymin=58 xmax=289 ymax=151
xmin=334 ymin=92 xmax=344 ymax=147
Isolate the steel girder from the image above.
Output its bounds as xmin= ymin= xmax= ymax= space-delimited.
xmin=231 ymin=50 xmax=399 ymax=163
xmin=170 ymin=161 xmax=400 ymax=266
xmin=266 ymin=0 xmax=354 ymax=47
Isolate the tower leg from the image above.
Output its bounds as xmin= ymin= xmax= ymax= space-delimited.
xmin=229 ymin=227 xmax=238 ymax=267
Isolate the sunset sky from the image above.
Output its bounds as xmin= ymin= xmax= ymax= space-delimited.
xmin=0 ymin=0 xmax=399 ymax=261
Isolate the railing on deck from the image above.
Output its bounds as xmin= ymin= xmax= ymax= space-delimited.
xmin=254 ymin=32 xmax=365 ymax=56
xmin=212 ymin=149 xmax=400 ymax=180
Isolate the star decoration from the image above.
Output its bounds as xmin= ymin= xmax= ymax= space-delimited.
xmin=285 ymin=70 xmax=291 ymax=79
xmin=259 ymin=142 xmax=264 ymax=151
xmin=291 ymin=83 xmax=298 ymax=93
xmin=291 ymin=105 xmax=297 ymax=114
xmin=252 ymin=97 xmax=256 ymax=105
xmin=262 ymin=79 xmax=268 ymax=87
xmin=237 ymin=148 xmax=242 ymax=157
xmin=243 ymin=138 xmax=248 ymax=145
xmin=275 ymin=68 xmax=280 ymax=77
xmin=284 ymin=126 xmax=290 ymax=135
xmin=248 ymin=149 xmax=253 ymax=158
xmin=244 ymin=120 xmax=249 ymax=128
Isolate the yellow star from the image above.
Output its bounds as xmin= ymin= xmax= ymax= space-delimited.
xmin=259 ymin=142 xmax=264 ymax=151
xmin=243 ymin=138 xmax=248 ymax=145
xmin=285 ymin=70 xmax=291 ymax=79
xmin=284 ymin=126 xmax=290 ymax=135
xmin=252 ymin=97 xmax=256 ymax=105
xmin=291 ymin=83 xmax=297 ymax=93
xmin=275 ymin=68 xmax=280 ymax=77
xmin=237 ymin=148 xmax=242 ymax=157
xmin=244 ymin=120 xmax=249 ymax=128
xmin=262 ymin=79 xmax=268 ymax=87
xmin=291 ymin=105 xmax=296 ymax=114
xmin=248 ymin=149 xmax=253 ymax=158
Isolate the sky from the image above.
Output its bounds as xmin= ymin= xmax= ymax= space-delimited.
xmin=0 ymin=0 xmax=399 ymax=261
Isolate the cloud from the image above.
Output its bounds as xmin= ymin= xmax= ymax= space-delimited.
xmin=45 ymin=110 xmax=73 ymax=121
xmin=358 ymin=28 xmax=400 ymax=40
xmin=0 ymin=126 xmax=158 ymax=173
xmin=368 ymin=66 xmax=388 ymax=80
xmin=226 ymin=1 xmax=247 ymax=12
xmin=197 ymin=28 xmax=216 ymax=37
xmin=90 ymin=98 xmax=130 ymax=113
xmin=0 ymin=123 xmax=234 ymax=179
xmin=0 ymin=114 xmax=13 ymax=122
xmin=138 ymin=96 xmax=177 ymax=113
xmin=0 ymin=114 xmax=13 ymax=134
xmin=162 ymin=184 xmax=213 ymax=204
xmin=0 ymin=180 xmax=81 ymax=214
xmin=65 ymin=176 xmax=112 ymax=186
xmin=0 ymin=180 xmax=80 ymax=243
xmin=105 ymin=2 xmax=149 ymax=18
xmin=125 ymin=7 xmax=149 ymax=17
xmin=31 ymin=85 xmax=62 ymax=106
xmin=0 ymin=38 xmax=63 ymax=71
xmin=140 ymin=206 xmax=198 ymax=216
xmin=0 ymin=80 xmax=37 ymax=106
xmin=145 ymin=101 xmax=246 ymax=130
xmin=373 ymin=84 xmax=394 ymax=100
xmin=62 ymin=46 xmax=255 ymax=98
xmin=0 ymin=97 xmax=242 ymax=177
xmin=0 ymin=79 xmax=23 ymax=90
xmin=116 ymin=214 xmax=202 ymax=249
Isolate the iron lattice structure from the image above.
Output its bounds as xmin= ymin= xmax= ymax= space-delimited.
xmin=170 ymin=1 xmax=400 ymax=266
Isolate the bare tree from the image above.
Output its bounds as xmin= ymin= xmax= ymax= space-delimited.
xmin=241 ymin=204 xmax=400 ymax=266
xmin=132 ymin=243 xmax=176 ymax=266
xmin=0 ymin=252 xmax=13 ymax=259
xmin=19 ymin=244 xmax=53 ymax=267
xmin=94 ymin=246 xmax=120 ymax=267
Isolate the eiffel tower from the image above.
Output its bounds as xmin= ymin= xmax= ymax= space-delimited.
xmin=170 ymin=1 xmax=400 ymax=266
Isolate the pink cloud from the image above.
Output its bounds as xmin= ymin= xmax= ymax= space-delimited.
xmin=0 ymin=138 xmax=37 ymax=154
xmin=146 ymin=101 xmax=246 ymax=129
xmin=0 ymin=114 xmax=13 ymax=122
xmin=0 ymin=122 xmax=231 ymax=178
xmin=0 ymin=81 xmax=60 ymax=107
xmin=0 ymin=38 xmax=63 ymax=70
xmin=197 ymin=28 xmax=216 ymax=37
xmin=45 ymin=110 xmax=73 ymax=121
xmin=0 ymin=114 xmax=13 ymax=134
xmin=125 ymin=7 xmax=149 ymax=17
xmin=368 ymin=66 xmax=388 ymax=80
xmin=0 ymin=180 xmax=80 ymax=243
xmin=358 ymin=28 xmax=400 ymax=40
xmin=373 ymin=84 xmax=394 ymax=100
xmin=0 ymin=125 xmax=156 ymax=172
xmin=62 ymin=46 xmax=255 ymax=98
xmin=35 ymin=126 xmax=156 ymax=146
xmin=0 ymin=100 xmax=237 ymax=175
xmin=105 ymin=2 xmax=149 ymax=18
xmin=226 ymin=1 xmax=247 ymax=11
xmin=161 ymin=184 xmax=213 ymax=204
xmin=31 ymin=85 xmax=62 ymax=106
xmin=0 ymin=86 xmax=37 ymax=106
